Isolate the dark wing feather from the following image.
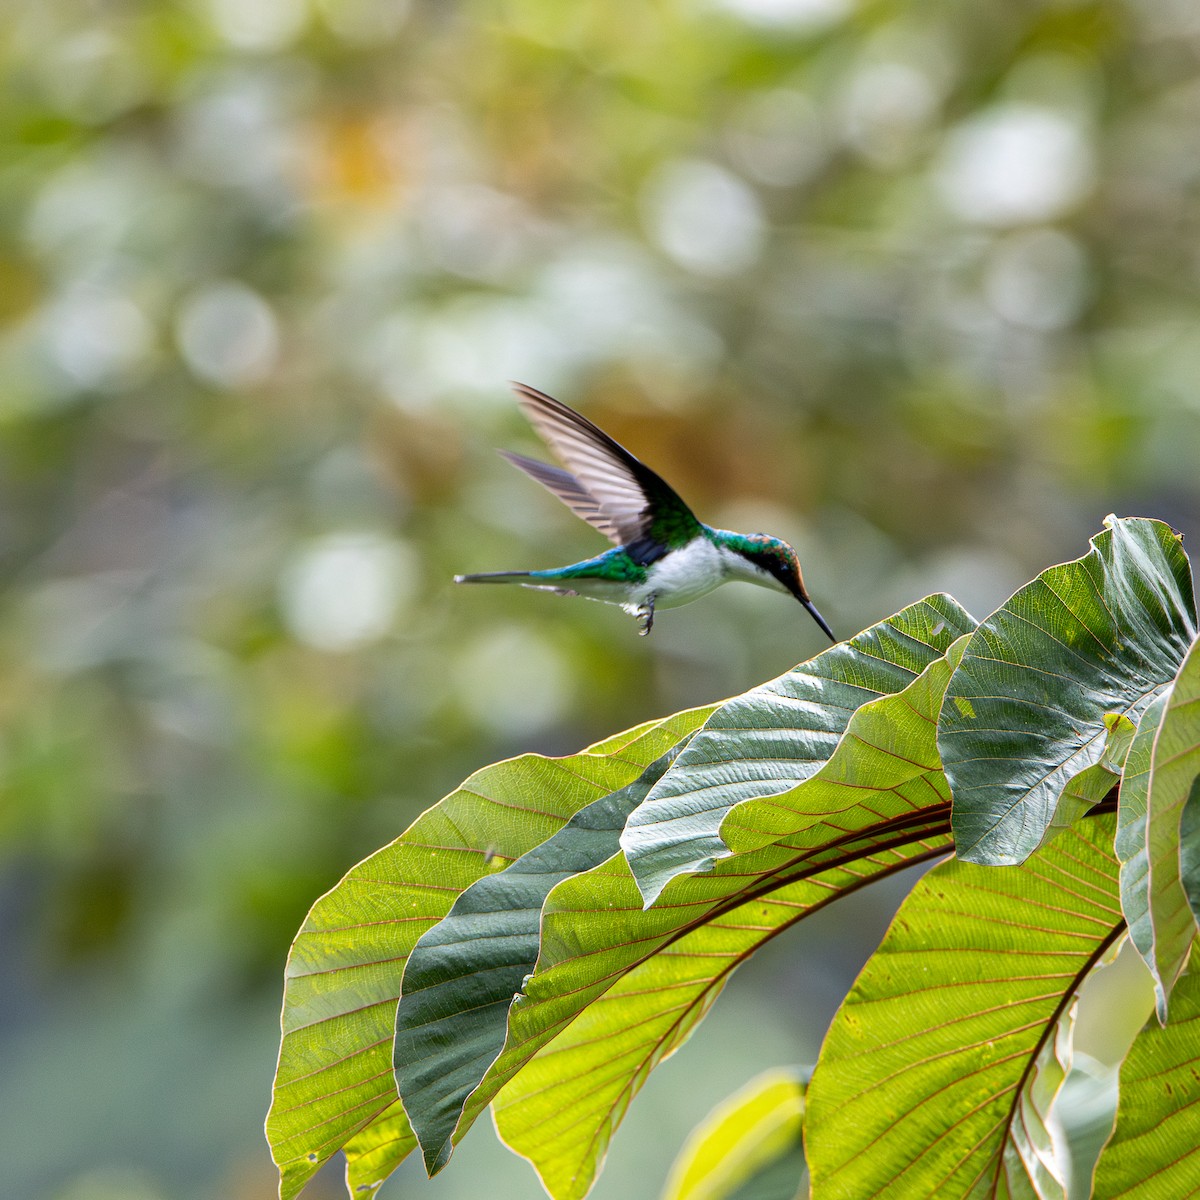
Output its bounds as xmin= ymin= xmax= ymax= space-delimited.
xmin=497 ymin=450 xmax=624 ymax=544
xmin=509 ymin=382 xmax=701 ymax=548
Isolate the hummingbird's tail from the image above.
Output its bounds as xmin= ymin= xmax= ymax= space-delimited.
xmin=454 ymin=571 xmax=536 ymax=584
xmin=454 ymin=570 xmax=579 ymax=598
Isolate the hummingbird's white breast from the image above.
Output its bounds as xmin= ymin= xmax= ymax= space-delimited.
xmin=630 ymin=535 xmax=772 ymax=611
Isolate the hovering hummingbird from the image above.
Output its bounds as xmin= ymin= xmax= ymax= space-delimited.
xmin=454 ymin=384 xmax=836 ymax=641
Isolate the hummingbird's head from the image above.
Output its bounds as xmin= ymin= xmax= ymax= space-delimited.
xmin=727 ymin=532 xmax=837 ymax=642
xmin=735 ymin=534 xmax=808 ymax=601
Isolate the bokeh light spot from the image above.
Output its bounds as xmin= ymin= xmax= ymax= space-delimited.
xmin=455 ymin=625 xmax=574 ymax=738
xmin=725 ymin=89 xmax=827 ymax=187
xmin=936 ymin=104 xmax=1095 ymax=226
xmin=175 ymin=281 xmax=280 ymax=389
xmin=841 ymin=62 xmax=939 ymax=167
xmin=280 ymin=533 xmax=417 ymax=651
xmin=206 ymin=0 xmax=308 ymax=51
xmin=642 ymin=159 xmax=766 ymax=277
xmin=984 ymin=228 xmax=1090 ymax=331
xmin=46 ymin=285 xmax=153 ymax=390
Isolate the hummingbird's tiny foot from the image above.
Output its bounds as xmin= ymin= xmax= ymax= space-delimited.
xmin=637 ymin=595 xmax=656 ymax=636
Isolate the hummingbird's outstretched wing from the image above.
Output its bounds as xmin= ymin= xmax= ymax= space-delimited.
xmin=508 ymin=382 xmax=702 ymax=549
xmin=497 ymin=451 xmax=624 ymax=544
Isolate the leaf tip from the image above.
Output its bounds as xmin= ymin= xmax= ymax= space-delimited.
xmin=422 ymin=1138 xmax=454 ymax=1178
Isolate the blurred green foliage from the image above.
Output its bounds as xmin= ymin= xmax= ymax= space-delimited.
xmin=0 ymin=0 xmax=1195 ymax=1196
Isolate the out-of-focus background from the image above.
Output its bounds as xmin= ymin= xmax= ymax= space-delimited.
xmin=2 ymin=0 xmax=1196 ymax=1197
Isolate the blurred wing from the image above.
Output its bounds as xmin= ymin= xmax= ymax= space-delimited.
xmin=510 ymin=382 xmax=701 ymax=547
xmin=498 ymin=450 xmax=624 ymax=544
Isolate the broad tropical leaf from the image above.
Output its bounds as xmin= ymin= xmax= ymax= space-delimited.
xmin=1091 ymin=948 xmax=1200 ymax=1197
xmin=392 ymin=605 xmax=967 ymax=1195
xmin=1140 ymin=632 xmax=1200 ymax=1017
xmin=623 ymin=594 xmax=973 ymax=904
xmin=660 ymin=1068 xmax=807 ymax=1200
xmin=1115 ymin=691 xmax=1170 ymax=1021
xmin=720 ymin=634 xmax=970 ymax=855
xmin=491 ymin=840 xmax=946 ymax=1200
xmin=1182 ymin=778 xmax=1200 ymax=929
xmin=266 ymin=706 xmax=714 ymax=1200
xmin=939 ymin=516 xmax=1195 ymax=865
xmin=470 ymin=620 xmax=975 ymax=1196
xmin=393 ymin=744 xmax=688 ymax=1173
xmin=1044 ymin=712 xmax=1135 ymax=845
xmin=807 ymin=816 xmax=1123 ymax=1199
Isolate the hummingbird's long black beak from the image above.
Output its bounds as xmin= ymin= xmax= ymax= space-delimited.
xmin=801 ymin=596 xmax=837 ymax=643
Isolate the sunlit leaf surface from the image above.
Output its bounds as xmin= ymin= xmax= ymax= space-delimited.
xmin=807 ymin=816 xmax=1123 ymax=1200
xmin=485 ymin=731 xmax=958 ymax=1199
xmin=474 ymin=618 xmax=981 ymax=1197
xmin=939 ymin=517 xmax=1196 ymax=865
xmin=623 ymin=594 xmax=973 ymax=904
xmin=1091 ymin=949 xmax=1200 ymax=1197
xmin=660 ymin=1067 xmax=806 ymax=1200
xmin=492 ymin=840 xmax=945 ymax=1200
xmin=720 ymin=633 xmax=970 ymax=855
xmin=267 ymin=707 xmax=713 ymax=1199
xmin=1140 ymin=634 xmax=1200 ymax=1017
xmin=393 ymin=742 xmax=694 ymax=1173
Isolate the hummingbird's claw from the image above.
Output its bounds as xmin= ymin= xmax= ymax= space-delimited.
xmin=637 ymin=595 xmax=656 ymax=637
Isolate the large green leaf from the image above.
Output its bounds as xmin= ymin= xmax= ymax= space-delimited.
xmin=1182 ymin=777 xmax=1200 ymax=929
xmin=806 ymin=816 xmax=1123 ymax=1199
xmin=392 ymin=743 xmax=690 ymax=1174
xmin=469 ymin=624 xmax=974 ymax=1197
xmin=1139 ymin=633 xmax=1200 ymax=1017
xmin=1044 ymin=711 xmax=1135 ymax=846
xmin=720 ymin=634 xmax=970 ymax=856
xmin=939 ymin=516 xmax=1195 ymax=865
xmin=491 ymin=839 xmax=947 ymax=1200
xmin=623 ymin=594 xmax=973 ymax=904
xmin=387 ymin=603 xmax=966 ymax=1195
xmin=1091 ymin=948 xmax=1200 ymax=1197
xmin=660 ymin=1068 xmax=807 ymax=1200
xmin=1114 ymin=691 xmax=1170 ymax=1021
xmin=266 ymin=705 xmax=714 ymax=1200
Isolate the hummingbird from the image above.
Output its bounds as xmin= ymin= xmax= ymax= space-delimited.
xmin=454 ymin=384 xmax=836 ymax=641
